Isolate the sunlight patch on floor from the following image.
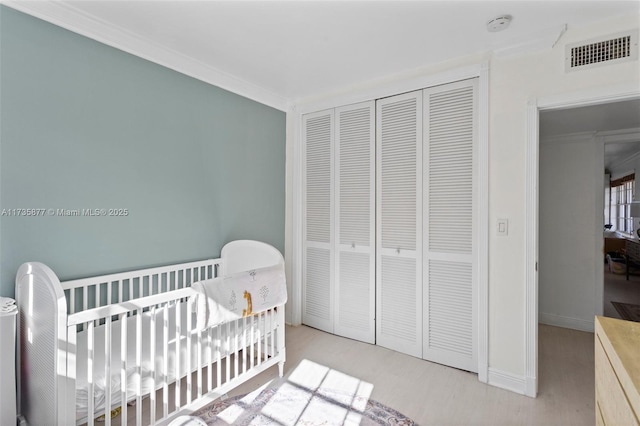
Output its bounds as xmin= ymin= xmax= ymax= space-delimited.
xmin=216 ymin=359 xmax=374 ymax=425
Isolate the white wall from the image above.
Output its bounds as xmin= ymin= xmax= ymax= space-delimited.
xmin=539 ymin=135 xmax=598 ymax=331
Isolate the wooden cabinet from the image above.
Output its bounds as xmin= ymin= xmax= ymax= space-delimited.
xmin=595 ymin=316 xmax=640 ymax=425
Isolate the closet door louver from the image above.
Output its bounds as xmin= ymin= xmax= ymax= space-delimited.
xmin=376 ymin=91 xmax=423 ymax=358
xmin=302 ymin=110 xmax=334 ymax=333
xmin=423 ymin=79 xmax=478 ymax=372
xmin=335 ymin=102 xmax=375 ymax=343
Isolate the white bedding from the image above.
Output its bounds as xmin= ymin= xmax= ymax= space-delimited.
xmin=192 ymin=263 xmax=286 ymax=331
xmin=75 ymin=304 xmax=275 ymax=423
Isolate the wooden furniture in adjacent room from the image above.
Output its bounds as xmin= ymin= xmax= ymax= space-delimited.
xmin=595 ymin=316 xmax=640 ymax=425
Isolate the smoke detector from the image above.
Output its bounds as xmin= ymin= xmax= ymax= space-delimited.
xmin=487 ymin=15 xmax=512 ymax=32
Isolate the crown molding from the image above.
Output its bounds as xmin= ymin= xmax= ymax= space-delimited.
xmin=492 ymin=24 xmax=567 ymax=58
xmin=539 ymin=130 xmax=597 ymax=145
xmin=2 ymin=1 xmax=290 ymax=112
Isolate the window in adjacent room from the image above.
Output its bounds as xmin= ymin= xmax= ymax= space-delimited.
xmin=608 ymin=173 xmax=635 ymax=234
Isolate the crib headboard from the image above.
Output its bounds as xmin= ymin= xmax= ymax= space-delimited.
xmin=221 ymin=240 xmax=284 ymax=275
xmin=16 ymin=262 xmax=72 ymax=426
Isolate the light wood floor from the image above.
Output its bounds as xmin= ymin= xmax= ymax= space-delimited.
xmin=228 ymin=323 xmax=595 ymax=426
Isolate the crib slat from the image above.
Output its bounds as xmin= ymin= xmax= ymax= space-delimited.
xmin=120 ymin=313 xmax=128 ymax=426
xmin=216 ymin=325 xmax=221 ymax=388
xmin=175 ymin=300 xmax=182 ymax=410
xmin=135 ymin=309 xmax=142 ymax=425
xmin=225 ymin=321 xmax=231 ymax=382
xmin=242 ymin=317 xmax=247 ymax=374
xmin=265 ymin=311 xmax=270 ymax=362
xmin=83 ymin=285 xmax=88 ymax=312
xmin=104 ymin=316 xmax=112 ymax=426
xmin=250 ymin=317 xmax=255 ymax=369
xmin=271 ymin=310 xmax=275 ymax=359
xmin=207 ymin=326 xmax=213 ymax=393
xmin=257 ymin=313 xmax=262 ymax=366
xmin=197 ymin=325 xmax=203 ymax=399
xmin=163 ymin=303 xmax=169 ymax=419
xmin=234 ymin=321 xmax=239 ymax=379
xmin=186 ymin=301 xmax=193 ymax=404
xmin=88 ymin=321 xmax=95 ymax=426
xmin=150 ymin=305 xmax=156 ymax=425
xmin=69 ymin=288 xmax=75 ymax=314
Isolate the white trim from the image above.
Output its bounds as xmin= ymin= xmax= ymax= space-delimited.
xmin=539 ymin=312 xmax=595 ymax=332
xmin=525 ymin=101 xmax=539 ymax=398
xmin=291 ymin=107 xmax=303 ymax=326
xmin=599 ymin=127 xmax=640 ymax=141
xmin=602 ymin=129 xmax=640 ymax=174
xmin=487 ymin=368 xmax=527 ymax=395
xmin=295 ymin=63 xmax=485 ymax=115
xmin=525 ymin=84 xmax=640 ymax=401
xmin=540 ymin=129 xmax=640 ymax=147
xmin=493 ymin=24 xmax=567 ymax=58
xmin=594 ymin=137 xmax=605 ymax=319
xmin=477 ymin=62 xmax=490 ymax=384
xmin=3 ymin=1 xmax=289 ymax=111
xmin=534 ymin=83 xmax=640 ymax=110
xmin=539 ymin=131 xmax=597 ymax=145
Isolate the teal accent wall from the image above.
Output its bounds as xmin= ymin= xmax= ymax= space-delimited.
xmin=0 ymin=7 xmax=286 ymax=298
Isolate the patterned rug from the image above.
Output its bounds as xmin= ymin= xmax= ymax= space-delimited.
xmin=190 ymin=386 xmax=417 ymax=425
xmin=611 ymin=301 xmax=640 ymax=322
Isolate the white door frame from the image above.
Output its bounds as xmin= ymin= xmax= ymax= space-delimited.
xmin=525 ymin=83 xmax=640 ymax=398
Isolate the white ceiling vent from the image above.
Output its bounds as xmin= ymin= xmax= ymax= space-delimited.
xmin=565 ymin=30 xmax=638 ymax=72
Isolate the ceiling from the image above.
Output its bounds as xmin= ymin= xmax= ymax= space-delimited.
xmin=6 ymin=1 xmax=640 ymax=107
xmin=540 ymin=99 xmax=640 ymax=172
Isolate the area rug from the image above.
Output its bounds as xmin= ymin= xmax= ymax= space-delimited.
xmin=611 ymin=301 xmax=640 ymax=322
xmin=191 ymin=386 xmax=417 ymax=425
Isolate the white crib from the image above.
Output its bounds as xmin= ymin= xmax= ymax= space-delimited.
xmin=15 ymin=240 xmax=286 ymax=426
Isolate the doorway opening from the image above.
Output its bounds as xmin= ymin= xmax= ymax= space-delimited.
xmin=538 ymin=99 xmax=640 ymax=331
xmin=526 ymin=91 xmax=640 ymax=398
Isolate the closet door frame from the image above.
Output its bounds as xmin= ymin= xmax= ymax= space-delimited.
xmin=292 ymin=63 xmax=489 ymax=382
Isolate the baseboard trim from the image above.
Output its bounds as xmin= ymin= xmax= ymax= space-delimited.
xmin=487 ymin=368 xmax=527 ymax=395
xmin=525 ymin=376 xmax=537 ymax=398
xmin=539 ymin=312 xmax=594 ymax=332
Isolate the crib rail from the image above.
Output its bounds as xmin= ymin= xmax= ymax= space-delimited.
xmin=61 ymin=259 xmax=220 ymax=315
xmin=68 ymin=292 xmax=285 ymax=426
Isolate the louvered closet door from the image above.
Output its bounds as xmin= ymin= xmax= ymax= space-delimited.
xmin=303 ymin=110 xmax=334 ymax=333
xmin=335 ymin=102 xmax=375 ymax=343
xmin=423 ymin=79 xmax=478 ymax=372
xmin=376 ymin=91 xmax=423 ymax=358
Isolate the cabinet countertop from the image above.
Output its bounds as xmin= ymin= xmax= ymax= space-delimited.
xmin=595 ymin=315 xmax=640 ymax=416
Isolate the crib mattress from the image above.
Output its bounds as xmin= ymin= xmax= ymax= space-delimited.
xmin=74 ymin=306 xmax=276 ymax=423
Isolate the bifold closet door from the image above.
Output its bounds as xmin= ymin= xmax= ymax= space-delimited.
xmin=423 ymin=78 xmax=478 ymax=372
xmin=302 ymin=109 xmax=334 ymax=333
xmin=376 ymin=91 xmax=423 ymax=358
xmin=335 ymin=102 xmax=375 ymax=343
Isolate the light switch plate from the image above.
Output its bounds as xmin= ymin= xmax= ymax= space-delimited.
xmin=497 ymin=218 xmax=508 ymax=236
